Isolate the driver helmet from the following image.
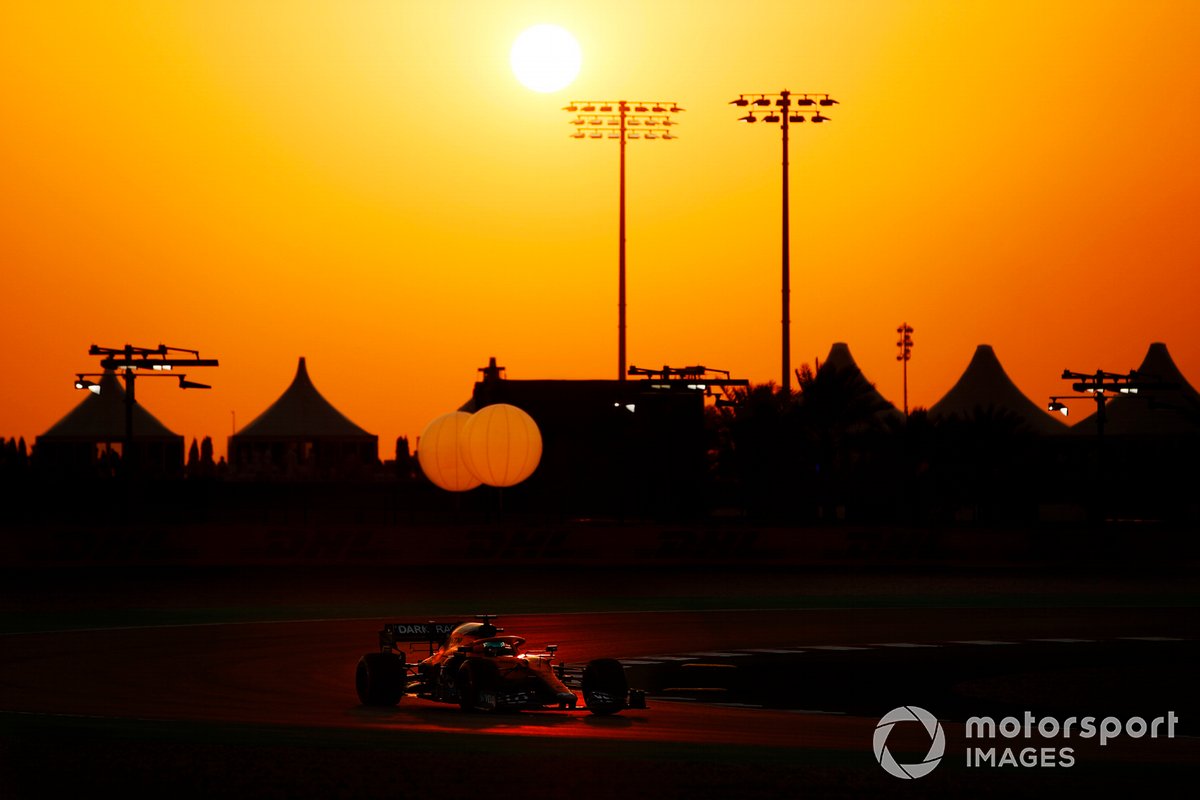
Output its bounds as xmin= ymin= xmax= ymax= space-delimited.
xmin=482 ymin=640 xmax=510 ymax=657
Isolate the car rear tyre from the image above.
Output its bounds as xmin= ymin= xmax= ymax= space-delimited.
xmin=582 ymin=658 xmax=628 ymax=715
xmin=356 ymin=652 xmax=405 ymax=707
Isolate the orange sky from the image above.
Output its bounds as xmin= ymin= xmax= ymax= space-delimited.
xmin=3 ymin=1 xmax=1199 ymax=459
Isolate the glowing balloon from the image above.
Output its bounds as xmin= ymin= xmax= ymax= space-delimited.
xmin=460 ymin=404 xmax=542 ymax=487
xmin=417 ymin=412 xmax=481 ymax=492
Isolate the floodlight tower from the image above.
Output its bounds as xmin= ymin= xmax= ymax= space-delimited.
xmin=1051 ymin=369 xmax=1172 ymax=441
xmin=731 ymin=90 xmax=838 ymax=396
xmin=565 ymin=100 xmax=684 ymax=380
xmin=74 ymin=343 xmax=219 ymax=474
xmin=897 ymin=323 xmax=914 ymax=416
xmin=1050 ymin=367 xmax=1177 ymax=524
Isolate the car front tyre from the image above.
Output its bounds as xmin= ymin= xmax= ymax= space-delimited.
xmin=582 ymin=658 xmax=628 ymax=715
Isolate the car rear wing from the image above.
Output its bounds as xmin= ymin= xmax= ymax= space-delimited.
xmin=379 ymin=622 xmax=459 ymax=653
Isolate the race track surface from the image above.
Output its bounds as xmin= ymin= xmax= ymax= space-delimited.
xmin=1 ymin=566 xmax=1197 ymax=798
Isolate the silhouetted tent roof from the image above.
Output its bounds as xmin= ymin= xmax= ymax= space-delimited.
xmin=929 ymin=344 xmax=1067 ymax=435
xmin=1072 ymin=342 xmax=1200 ymax=436
xmin=38 ymin=370 xmax=181 ymax=441
xmin=815 ymin=342 xmax=903 ymax=423
xmin=233 ymin=357 xmax=375 ymax=440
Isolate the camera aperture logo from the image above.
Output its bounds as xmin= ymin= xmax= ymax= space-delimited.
xmin=874 ymin=706 xmax=946 ymax=779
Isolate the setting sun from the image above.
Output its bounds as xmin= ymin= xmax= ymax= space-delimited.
xmin=510 ymin=24 xmax=581 ymax=93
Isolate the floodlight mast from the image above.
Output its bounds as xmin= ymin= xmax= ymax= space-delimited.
xmin=565 ymin=100 xmax=684 ymax=380
xmin=896 ymin=323 xmax=914 ymax=416
xmin=627 ymin=363 xmax=748 ymax=396
xmin=1051 ymin=367 xmax=1179 ymax=524
xmin=1053 ymin=368 xmax=1175 ymax=439
xmin=76 ymin=343 xmax=219 ymax=476
xmin=731 ymin=90 xmax=838 ymax=396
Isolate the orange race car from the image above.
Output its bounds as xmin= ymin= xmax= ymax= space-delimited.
xmin=355 ymin=615 xmax=647 ymax=715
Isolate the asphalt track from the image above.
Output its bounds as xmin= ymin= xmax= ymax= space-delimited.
xmin=1 ymin=566 xmax=1197 ymax=798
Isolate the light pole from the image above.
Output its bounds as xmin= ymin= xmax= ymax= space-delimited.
xmin=75 ymin=343 xmax=219 ymax=475
xmin=731 ymin=90 xmax=838 ymax=396
xmin=1051 ymin=369 xmax=1173 ymax=442
xmin=1050 ymin=368 xmax=1176 ymax=523
xmin=896 ymin=323 xmax=914 ymax=416
xmin=565 ymin=100 xmax=684 ymax=381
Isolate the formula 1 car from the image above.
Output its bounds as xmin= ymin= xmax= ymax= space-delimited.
xmin=355 ymin=615 xmax=646 ymax=715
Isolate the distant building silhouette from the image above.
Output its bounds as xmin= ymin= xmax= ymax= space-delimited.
xmin=930 ymin=344 xmax=1068 ymax=435
xmin=228 ymin=357 xmax=378 ymax=479
xmin=462 ymin=358 xmax=717 ymax=517
xmin=33 ymin=370 xmax=184 ymax=477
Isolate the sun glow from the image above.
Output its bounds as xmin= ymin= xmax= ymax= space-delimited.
xmin=510 ymin=24 xmax=581 ymax=93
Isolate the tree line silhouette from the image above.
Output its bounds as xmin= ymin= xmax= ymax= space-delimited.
xmin=703 ymin=361 xmax=1196 ymax=527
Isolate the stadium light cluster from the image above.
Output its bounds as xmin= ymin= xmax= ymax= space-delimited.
xmin=730 ymin=89 xmax=841 ymax=396
xmin=564 ymin=100 xmax=684 ymax=141
xmin=72 ymin=344 xmax=218 ymax=394
xmin=1050 ymin=368 xmax=1175 ymax=436
xmin=564 ymin=101 xmax=685 ymax=381
xmin=730 ymin=92 xmax=836 ymax=124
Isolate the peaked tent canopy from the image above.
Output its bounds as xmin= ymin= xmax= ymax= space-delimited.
xmin=813 ymin=342 xmax=903 ymax=424
xmin=34 ymin=370 xmax=184 ymax=476
xmin=930 ymin=344 xmax=1067 ymax=435
xmin=235 ymin=357 xmax=374 ymax=439
xmin=38 ymin=370 xmax=181 ymax=441
xmin=229 ymin=357 xmax=378 ymax=477
xmin=1072 ymin=342 xmax=1200 ymax=436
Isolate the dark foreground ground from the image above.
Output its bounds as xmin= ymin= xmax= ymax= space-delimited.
xmin=1 ymin=562 xmax=1197 ymax=799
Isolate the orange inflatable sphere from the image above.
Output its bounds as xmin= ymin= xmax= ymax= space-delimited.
xmin=460 ymin=403 xmax=542 ymax=487
xmin=417 ymin=412 xmax=481 ymax=492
